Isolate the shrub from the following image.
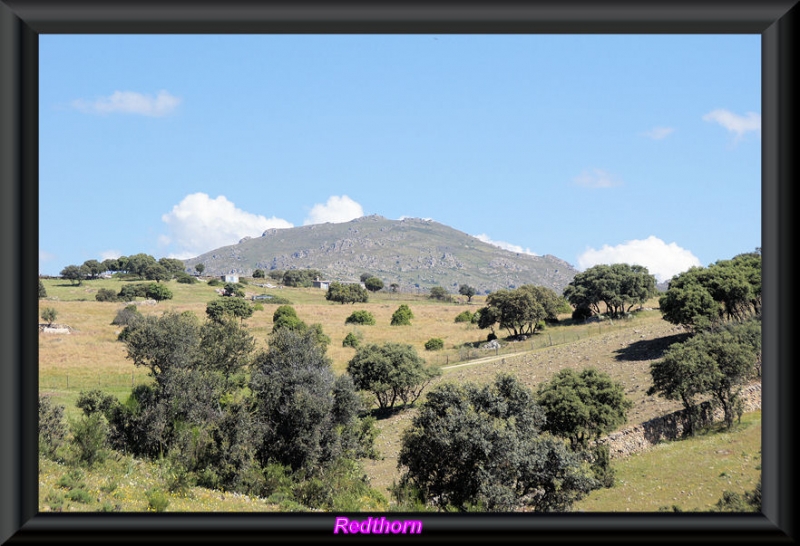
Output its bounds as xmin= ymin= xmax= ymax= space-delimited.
xmin=95 ymin=288 xmax=119 ymax=302
xmin=146 ymin=488 xmax=170 ymax=512
xmin=66 ymin=489 xmax=92 ymax=504
xmin=390 ymin=304 xmax=414 ymax=326
xmin=39 ymin=395 xmax=67 ymax=458
xmin=41 ymin=307 xmax=58 ymax=326
xmin=424 ymin=338 xmax=444 ymax=351
xmin=207 ymin=278 xmax=222 ymax=286
xmin=454 ymin=310 xmax=474 ymax=323
xmin=345 ymin=310 xmax=376 ymax=325
xmin=111 ymin=304 xmax=142 ymax=326
xmin=253 ymin=269 xmax=265 ymax=278
xmin=145 ymin=283 xmax=173 ymax=302
xmin=343 ymin=332 xmax=360 ymax=348
xmin=39 ymin=279 xmax=47 ymax=298
xmin=71 ymin=413 xmax=110 ymax=468
xmin=57 ymin=468 xmax=86 ymax=490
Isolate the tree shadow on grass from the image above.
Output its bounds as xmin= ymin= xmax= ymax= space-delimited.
xmin=613 ymin=332 xmax=691 ymax=362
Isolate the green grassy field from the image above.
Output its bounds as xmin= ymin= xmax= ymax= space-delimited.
xmin=38 ymin=276 xmax=760 ymax=512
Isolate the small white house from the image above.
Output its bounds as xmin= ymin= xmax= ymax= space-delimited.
xmin=221 ymin=274 xmax=239 ymax=283
xmin=312 ymin=279 xmax=331 ymax=290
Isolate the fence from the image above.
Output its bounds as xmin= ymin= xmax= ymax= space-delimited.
xmin=431 ymin=320 xmax=628 ymax=367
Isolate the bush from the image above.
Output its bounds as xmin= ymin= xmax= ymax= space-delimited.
xmin=111 ymin=304 xmax=143 ymax=326
xmin=390 ymin=304 xmax=414 ymax=326
xmin=146 ymin=488 xmax=170 ymax=512
xmin=207 ymin=278 xmax=222 ymax=286
xmin=343 ymin=332 xmax=360 ymax=348
xmin=39 ymin=395 xmax=67 ymax=458
xmin=345 ymin=310 xmax=376 ymax=325
xmin=71 ymin=413 xmax=110 ymax=468
xmin=39 ymin=279 xmax=47 ymax=298
xmin=66 ymin=489 xmax=92 ymax=504
xmin=145 ymin=283 xmax=173 ymax=302
xmin=454 ymin=310 xmax=474 ymax=323
xmin=41 ymin=307 xmax=58 ymax=326
xmin=424 ymin=338 xmax=444 ymax=351
xmin=95 ymin=288 xmax=119 ymax=302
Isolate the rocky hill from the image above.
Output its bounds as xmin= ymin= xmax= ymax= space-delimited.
xmin=184 ymin=215 xmax=579 ymax=294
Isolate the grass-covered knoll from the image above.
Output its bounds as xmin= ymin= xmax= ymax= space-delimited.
xmin=573 ymin=411 xmax=761 ymax=512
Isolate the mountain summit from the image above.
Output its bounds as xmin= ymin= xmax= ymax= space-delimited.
xmin=184 ymin=215 xmax=578 ymax=294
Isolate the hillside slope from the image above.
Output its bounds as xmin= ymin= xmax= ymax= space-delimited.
xmin=184 ymin=215 xmax=578 ymax=294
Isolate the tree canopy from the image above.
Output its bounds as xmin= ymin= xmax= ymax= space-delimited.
xmin=346 ymin=342 xmax=440 ymax=411
xmin=458 ymin=284 xmax=477 ymax=302
xmin=563 ymin=263 xmax=657 ymax=319
xmin=648 ymin=318 xmax=760 ymax=432
xmin=476 ymin=285 xmax=561 ymax=338
xmin=397 ymin=374 xmax=599 ymax=512
xmin=536 ymin=368 xmax=632 ymax=449
xmin=659 ymin=251 xmax=761 ymax=330
xmin=326 ymin=282 xmax=369 ymax=305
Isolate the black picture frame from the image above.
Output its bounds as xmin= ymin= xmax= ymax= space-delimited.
xmin=1 ymin=1 xmax=796 ymax=543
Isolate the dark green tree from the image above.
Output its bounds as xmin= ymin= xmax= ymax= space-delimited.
xmin=206 ymin=297 xmax=254 ymax=323
xmin=660 ymin=252 xmax=761 ymax=330
xmin=536 ymin=368 xmax=632 ymax=449
xmin=429 ymin=286 xmax=450 ymax=301
xmin=252 ymin=269 xmax=265 ymax=278
xmin=38 ymin=279 xmax=47 ymax=299
xmin=477 ymin=286 xmax=547 ymax=338
xmin=250 ymin=327 xmax=359 ymax=472
xmin=648 ymin=319 xmax=760 ymax=432
xmin=223 ymin=282 xmax=245 ymax=298
xmin=326 ymin=282 xmax=369 ymax=305
xmin=396 ymin=374 xmax=599 ymax=512
xmin=145 ymin=283 xmax=173 ymax=302
xmin=346 ymin=342 xmax=440 ymax=411
xmin=458 ymin=284 xmax=477 ymax=302
xmin=158 ymin=257 xmax=186 ymax=277
xmin=144 ymin=264 xmax=171 ymax=283
xmin=119 ymin=310 xmax=202 ymax=379
xmin=82 ymin=259 xmax=104 ymax=279
xmin=364 ymin=276 xmax=384 ymax=292
xmin=195 ymin=263 xmax=205 ymax=275
xmin=282 ymin=269 xmax=322 ymax=288
xmin=60 ymin=264 xmax=88 ymax=286
xmin=563 ymin=263 xmax=657 ymax=319
xmin=271 ymin=305 xmax=307 ymax=332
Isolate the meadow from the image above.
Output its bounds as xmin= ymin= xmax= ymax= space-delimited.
xmin=38 ymin=276 xmax=761 ymax=512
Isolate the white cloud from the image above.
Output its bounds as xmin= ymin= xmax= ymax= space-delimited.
xmin=702 ymin=109 xmax=761 ymax=141
xmin=73 ymin=90 xmax=181 ymax=117
xmin=99 ymin=250 xmax=122 ymax=261
xmin=474 ymin=234 xmax=537 ymax=256
xmin=303 ymin=195 xmax=364 ymax=225
xmin=39 ymin=250 xmax=56 ymax=264
xmin=642 ymin=126 xmax=675 ymax=140
xmin=161 ymin=193 xmax=293 ymax=257
xmin=573 ymin=169 xmax=623 ymax=189
xmin=577 ymin=236 xmax=701 ymax=283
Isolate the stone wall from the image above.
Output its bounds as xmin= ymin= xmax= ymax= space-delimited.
xmin=595 ymin=382 xmax=762 ymax=459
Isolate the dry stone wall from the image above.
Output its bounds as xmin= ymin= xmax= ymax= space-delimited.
xmin=595 ymin=382 xmax=762 ymax=459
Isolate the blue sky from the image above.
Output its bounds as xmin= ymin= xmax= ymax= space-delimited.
xmin=39 ymin=34 xmax=761 ymax=282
